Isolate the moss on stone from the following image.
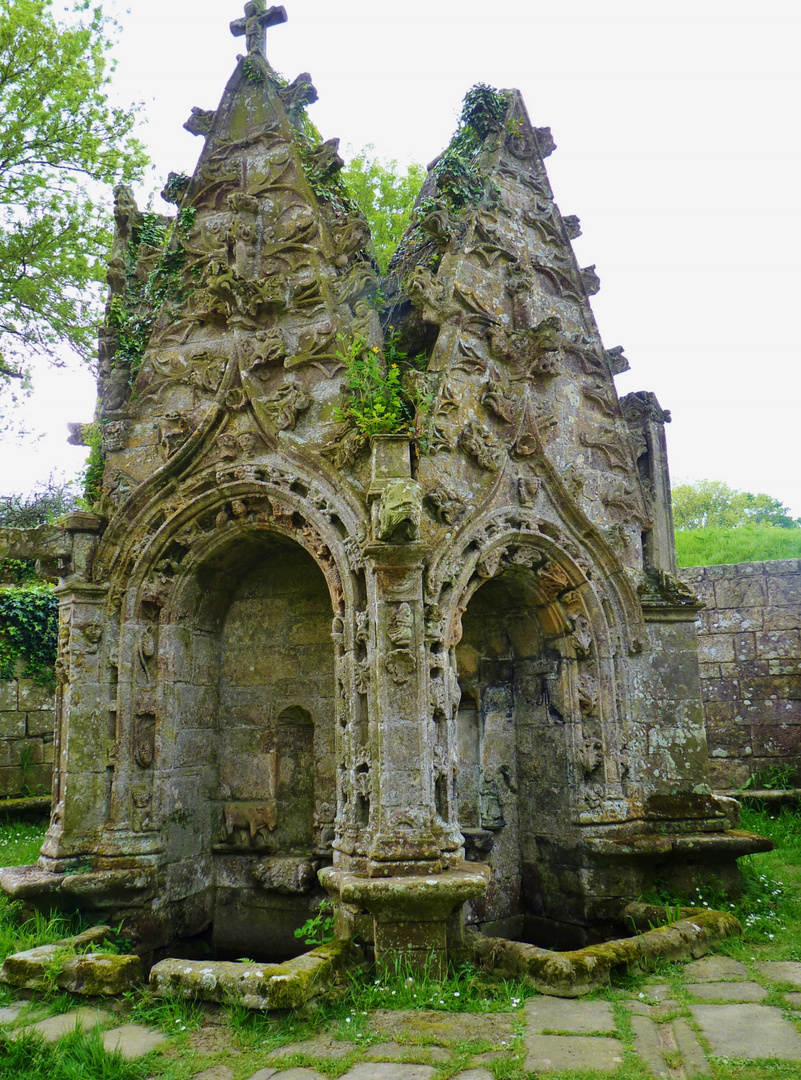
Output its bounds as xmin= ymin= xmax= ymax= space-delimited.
xmin=467 ymin=907 xmax=741 ymax=997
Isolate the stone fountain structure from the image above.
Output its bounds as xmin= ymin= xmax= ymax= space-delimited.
xmin=0 ymin=3 xmax=767 ymax=975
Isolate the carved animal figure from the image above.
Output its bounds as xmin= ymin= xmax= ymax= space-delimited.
xmin=222 ymin=802 xmax=277 ymax=844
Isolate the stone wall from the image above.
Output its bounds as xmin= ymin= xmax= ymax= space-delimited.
xmin=0 ymin=677 xmax=54 ymax=797
xmin=680 ymin=560 xmax=801 ymax=790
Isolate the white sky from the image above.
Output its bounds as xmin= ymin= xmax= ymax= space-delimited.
xmin=3 ymin=0 xmax=800 ymax=516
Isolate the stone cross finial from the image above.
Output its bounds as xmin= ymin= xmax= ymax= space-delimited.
xmin=230 ymin=2 xmax=287 ymax=56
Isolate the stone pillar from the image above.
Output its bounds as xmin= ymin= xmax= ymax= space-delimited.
xmin=40 ymin=581 xmax=110 ymax=865
xmin=323 ymin=436 xmax=488 ymax=972
xmin=621 ymin=391 xmax=677 ymax=573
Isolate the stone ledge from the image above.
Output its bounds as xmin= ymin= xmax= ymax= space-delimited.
xmin=465 ymin=907 xmax=741 ymax=997
xmin=0 ymin=924 xmax=143 ymax=995
xmin=149 ymin=938 xmax=361 ymax=1011
xmin=584 ymin=830 xmax=772 ymax=859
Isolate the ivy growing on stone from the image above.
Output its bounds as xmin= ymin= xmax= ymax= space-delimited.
xmin=0 ymin=584 xmax=58 ymax=686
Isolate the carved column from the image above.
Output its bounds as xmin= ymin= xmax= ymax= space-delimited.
xmin=40 ymin=582 xmax=110 ymax=865
xmin=322 ymin=436 xmax=488 ymax=974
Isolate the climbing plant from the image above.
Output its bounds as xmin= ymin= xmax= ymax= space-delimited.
xmin=0 ymin=583 xmax=58 ymax=686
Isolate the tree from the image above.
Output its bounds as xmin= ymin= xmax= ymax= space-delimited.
xmin=0 ymin=0 xmax=148 ymax=391
xmin=672 ymin=479 xmax=801 ymax=531
xmin=341 ymin=147 xmax=425 ymax=273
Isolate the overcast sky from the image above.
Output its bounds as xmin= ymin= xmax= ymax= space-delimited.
xmin=3 ymin=0 xmax=799 ymax=516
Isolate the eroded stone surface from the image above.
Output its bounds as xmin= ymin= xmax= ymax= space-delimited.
xmin=690 ymin=1003 xmax=801 ymax=1060
xmin=102 ymin=1023 xmax=168 ymax=1060
xmin=686 ymin=980 xmax=768 ymax=1002
xmin=369 ymin=1010 xmax=514 ymax=1045
xmin=341 ymin=1066 xmax=436 ymax=1080
xmin=363 ymin=1043 xmax=451 ymax=1064
xmin=524 ymin=1034 xmax=626 ymax=1072
xmin=756 ymin=961 xmax=801 ymax=987
xmin=15 ymin=1006 xmax=111 ymax=1043
xmin=269 ymin=1037 xmax=355 ymax=1060
xmin=683 ymin=955 xmax=749 ymax=981
xmin=525 ymin=997 xmax=615 ymax=1033
xmin=629 ymin=1014 xmax=669 ymax=1078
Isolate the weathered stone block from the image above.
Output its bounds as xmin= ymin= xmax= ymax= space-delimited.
xmin=702 ymin=678 xmax=740 ymax=703
xmin=714 ymin=577 xmax=768 ymax=609
xmin=768 ymin=575 xmax=801 ymax=606
xmin=0 ymin=737 xmax=42 ymax=767
xmin=697 ymin=634 xmax=735 ymax=663
xmin=0 ymin=766 xmax=24 ymax=797
xmin=755 ymin=629 xmax=801 ymax=660
xmin=26 ymin=710 xmax=55 ymax=737
xmin=17 ymin=681 xmax=54 ymax=710
xmin=0 ymin=712 xmax=27 ymax=739
xmin=0 ymin=683 xmax=17 ymax=711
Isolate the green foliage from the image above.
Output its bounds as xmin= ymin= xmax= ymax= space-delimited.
xmin=0 ymin=583 xmax=58 ymax=685
xmin=675 ymin=524 xmax=801 ymax=567
xmin=0 ymin=477 xmax=80 ymax=582
xmin=105 ymin=216 xmax=188 ymax=385
xmin=0 ymin=478 xmax=80 ymax=528
xmin=0 ymin=0 xmax=148 ymax=390
xmin=742 ymin=764 xmax=797 ymax=791
xmin=429 ymin=83 xmax=509 ymax=212
xmin=336 ymin=332 xmax=431 ymax=442
xmin=293 ymin=899 xmax=335 ymax=947
xmin=673 ymin=479 xmax=801 ymax=531
xmin=81 ymin=422 xmax=104 ymax=508
xmin=340 ymin=148 xmax=425 ymax=272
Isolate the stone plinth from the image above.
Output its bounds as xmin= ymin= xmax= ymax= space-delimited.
xmin=322 ymin=867 xmax=489 ymax=976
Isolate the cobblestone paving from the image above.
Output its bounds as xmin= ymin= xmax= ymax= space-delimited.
xmin=4 ymin=957 xmax=801 ymax=1076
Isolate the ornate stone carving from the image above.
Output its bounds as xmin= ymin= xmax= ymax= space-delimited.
xmin=258 ymin=380 xmax=311 ymax=430
xmin=184 ymin=107 xmax=216 ymax=136
xmin=459 ymin=420 xmax=505 ymax=471
xmin=377 ymin=479 xmax=422 ymax=543
xmin=221 ymin=802 xmax=277 ymax=846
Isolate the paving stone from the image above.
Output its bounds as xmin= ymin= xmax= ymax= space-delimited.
xmin=623 ymin=1000 xmax=652 ymax=1016
xmin=690 ymin=1003 xmax=801 ymax=1060
xmin=683 ymin=955 xmax=749 ymax=981
xmin=269 ymin=1037 xmax=354 ymax=1060
xmin=785 ymin=992 xmax=801 ymax=1009
xmin=244 ymin=1071 xmax=279 ymax=1080
xmin=268 ymin=1071 xmax=327 ymax=1080
xmin=189 ymin=1067 xmax=234 ymax=1080
xmin=17 ymin=1006 xmax=111 ymax=1043
xmin=471 ymin=1050 xmax=509 ymax=1064
xmin=629 ymin=1014 xmax=669 ymax=1078
xmin=525 ymin=997 xmax=616 ymax=1033
xmin=363 ymin=1042 xmax=450 ymax=1063
xmin=686 ymin=980 xmax=768 ymax=1002
xmin=0 ymin=1004 xmax=24 ymax=1025
xmin=368 ymin=1010 xmax=514 ymax=1045
xmin=340 ymin=1065 xmax=436 ymax=1080
xmin=102 ymin=1022 xmax=168 ymax=1060
xmin=672 ymin=1018 xmax=709 ymax=1077
xmin=524 ymin=1034 xmax=626 ymax=1072
xmin=756 ymin=961 xmax=801 ymax=987
xmin=651 ymin=1002 xmax=680 ymax=1021
xmin=450 ymin=1070 xmax=494 ymax=1080
xmin=641 ymin=984 xmax=676 ymax=1001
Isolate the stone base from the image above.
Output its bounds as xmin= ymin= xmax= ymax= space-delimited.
xmin=321 ymin=865 xmax=490 ymax=976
